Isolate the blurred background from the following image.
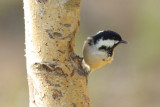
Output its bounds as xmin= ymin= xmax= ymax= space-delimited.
xmin=0 ymin=0 xmax=160 ymax=107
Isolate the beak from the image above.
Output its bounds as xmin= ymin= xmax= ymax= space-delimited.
xmin=120 ymin=40 xmax=128 ymax=44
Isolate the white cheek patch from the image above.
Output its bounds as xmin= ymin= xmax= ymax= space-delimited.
xmin=115 ymin=41 xmax=119 ymax=44
xmin=96 ymin=39 xmax=119 ymax=48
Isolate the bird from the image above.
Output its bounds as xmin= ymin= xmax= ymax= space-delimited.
xmin=82 ymin=30 xmax=127 ymax=72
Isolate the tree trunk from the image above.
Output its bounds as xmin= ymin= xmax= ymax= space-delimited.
xmin=23 ymin=0 xmax=91 ymax=107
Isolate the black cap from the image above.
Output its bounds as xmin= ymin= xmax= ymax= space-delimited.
xmin=92 ymin=30 xmax=123 ymax=44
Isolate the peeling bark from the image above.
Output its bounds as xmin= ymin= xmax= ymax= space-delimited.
xmin=23 ymin=0 xmax=91 ymax=106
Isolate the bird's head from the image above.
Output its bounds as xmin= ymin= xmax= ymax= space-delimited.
xmin=89 ymin=30 xmax=127 ymax=57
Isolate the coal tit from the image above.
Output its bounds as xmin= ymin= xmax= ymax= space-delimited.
xmin=82 ymin=30 xmax=127 ymax=72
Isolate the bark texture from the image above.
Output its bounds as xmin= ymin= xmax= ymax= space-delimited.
xmin=23 ymin=0 xmax=91 ymax=107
